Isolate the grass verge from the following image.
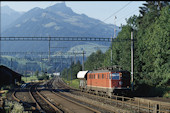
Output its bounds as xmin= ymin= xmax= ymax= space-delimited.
xmin=21 ymin=76 xmax=38 ymax=83
xmin=62 ymin=78 xmax=80 ymax=89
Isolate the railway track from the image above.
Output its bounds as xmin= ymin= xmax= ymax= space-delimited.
xmin=12 ymin=77 xmax=170 ymax=113
xmin=49 ymin=77 xmax=129 ymax=113
xmin=12 ymin=83 xmax=39 ymax=112
xmin=38 ymin=80 xmax=102 ymax=113
xmin=39 ymin=89 xmax=100 ymax=113
xmin=13 ymin=82 xmax=63 ymax=113
xmin=12 ymin=80 xmax=102 ymax=113
xmin=51 ymin=76 xmax=170 ymax=113
xmin=30 ymin=83 xmax=63 ymax=113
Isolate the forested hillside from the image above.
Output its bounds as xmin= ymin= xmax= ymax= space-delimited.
xmin=62 ymin=1 xmax=170 ymax=97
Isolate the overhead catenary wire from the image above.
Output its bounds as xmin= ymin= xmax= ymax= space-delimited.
xmin=102 ymin=1 xmax=133 ymax=22
xmin=83 ymin=1 xmax=133 ymax=36
xmin=116 ymin=9 xmax=139 ymax=25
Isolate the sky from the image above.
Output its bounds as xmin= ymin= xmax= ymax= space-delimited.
xmin=1 ymin=1 xmax=146 ymax=26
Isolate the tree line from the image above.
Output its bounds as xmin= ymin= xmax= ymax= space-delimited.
xmin=61 ymin=1 xmax=170 ymax=96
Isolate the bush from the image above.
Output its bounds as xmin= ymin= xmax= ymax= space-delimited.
xmin=4 ymin=100 xmax=28 ymax=113
xmin=37 ymin=73 xmax=49 ymax=80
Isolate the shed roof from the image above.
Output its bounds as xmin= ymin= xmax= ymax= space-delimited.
xmin=77 ymin=71 xmax=88 ymax=78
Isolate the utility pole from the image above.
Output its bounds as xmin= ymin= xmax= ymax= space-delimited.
xmin=25 ymin=64 xmax=27 ymax=82
xmin=67 ymin=57 xmax=68 ymax=81
xmin=111 ymin=37 xmax=113 ymax=66
xmin=50 ymin=46 xmax=67 ymax=71
xmin=55 ymin=55 xmax=57 ymax=72
xmin=131 ymin=31 xmax=134 ymax=91
xmin=10 ymin=58 xmax=13 ymax=70
xmin=82 ymin=50 xmax=85 ymax=71
xmin=40 ymin=54 xmax=42 ymax=72
xmin=40 ymin=61 xmax=43 ymax=73
xmin=114 ymin=16 xmax=117 ymax=39
xmin=111 ymin=16 xmax=117 ymax=66
xmin=48 ymin=36 xmax=51 ymax=63
xmin=71 ymin=57 xmax=72 ymax=83
xmin=61 ymin=54 xmax=63 ymax=69
xmin=74 ymin=51 xmax=76 ymax=64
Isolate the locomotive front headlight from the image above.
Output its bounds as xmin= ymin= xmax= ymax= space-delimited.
xmin=119 ymin=73 xmax=122 ymax=77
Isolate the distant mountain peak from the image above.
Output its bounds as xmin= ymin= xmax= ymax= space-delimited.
xmin=1 ymin=5 xmax=17 ymax=14
xmin=51 ymin=2 xmax=67 ymax=7
xmin=46 ymin=2 xmax=67 ymax=10
xmin=54 ymin=2 xmax=67 ymax=7
xmin=1 ymin=5 xmax=24 ymax=32
xmin=30 ymin=7 xmax=42 ymax=11
xmin=45 ymin=2 xmax=74 ymax=15
xmin=1 ymin=5 xmax=25 ymax=15
xmin=2 ymin=5 xmax=10 ymax=8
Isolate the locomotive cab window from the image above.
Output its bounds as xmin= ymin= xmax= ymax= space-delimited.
xmin=111 ymin=73 xmax=120 ymax=80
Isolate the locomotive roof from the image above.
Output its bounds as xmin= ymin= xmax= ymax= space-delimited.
xmin=90 ymin=69 xmax=129 ymax=73
xmin=91 ymin=66 xmax=129 ymax=73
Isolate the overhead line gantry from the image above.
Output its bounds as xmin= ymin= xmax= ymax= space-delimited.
xmin=0 ymin=37 xmax=132 ymax=42
xmin=0 ymin=51 xmax=85 ymax=56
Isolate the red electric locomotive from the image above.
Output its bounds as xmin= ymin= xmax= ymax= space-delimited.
xmin=77 ymin=66 xmax=131 ymax=97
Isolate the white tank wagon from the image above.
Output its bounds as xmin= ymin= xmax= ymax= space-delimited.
xmin=77 ymin=71 xmax=89 ymax=90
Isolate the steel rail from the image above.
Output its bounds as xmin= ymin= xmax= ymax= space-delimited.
xmin=50 ymin=78 xmax=124 ymax=112
xmin=12 ymin=91 xmax=37 ymax=111
xmin=28 ymin=85 xmax=43 ymax=112
xmin=57 ymin=77 xmax=170 ymax=112
xmin=46 ymin=79 xmax=101 ymax=113
xmin=30 ymin=83 xmax=63 ymax=113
